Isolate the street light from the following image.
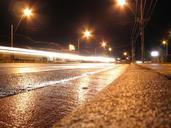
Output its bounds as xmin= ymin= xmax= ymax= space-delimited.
xmin=100 ymin=41 xmax=107 ymax=56
xmin=117 ymin=0 xmax=127 ymax=7
xmin=115 ymin=0 xmax=146 ymax=63
xmin=101 ymin=41 xmax=107 ymax=48
xmin=162 ymin=40 xmax=169 ymax=59
xmin=77 ymin=29 xmax=93 ymax=52
xmin=162 ymin=40 xmax=167 ymax=45
xmin=108 ymin=47 xmax=112 ymax=56
xmin=11 ymin=7 xmax=33 ymax=47
xmin=109 ymin=47 xmax=112 ymax=52
xmin=83 ymin=30 xmax=92 ymax=39
xmin=23 ymin=8 xmax=33 ymax=17
xmin=123 ymin=52 xmax=128 ymax=56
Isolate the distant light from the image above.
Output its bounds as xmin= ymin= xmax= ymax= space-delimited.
xmin=117 ymin=58 xmax=121 ymax=61
xmin=151 ymin=51 xmax=159 ymax=57
xmin=69 ymin=44 xmax=76 ymax=51
xmin=101 ymin=41 xmax=107 ymax=48
xmin=123 ymin=52 xmax=128 ymax=56
xmin=162 ymin=40 xmax=167 ymax=45
xmin=136 ymin=61 xmax=142 ymax=64
xmin=109 ymin=47 xmax=112 ymax=52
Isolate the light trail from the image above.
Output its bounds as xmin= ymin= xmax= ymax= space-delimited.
xmin=0 ymin=46 xmax=115 ymax=63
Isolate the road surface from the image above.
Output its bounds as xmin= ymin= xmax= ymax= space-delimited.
xmin=0 ymin=63 xmax=128 ymax=128
xmin=55 ymin=64 xmax=171 ymax=128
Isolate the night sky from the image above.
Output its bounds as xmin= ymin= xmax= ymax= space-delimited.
xmin=0 ymin=0 xmax=170 ymax=58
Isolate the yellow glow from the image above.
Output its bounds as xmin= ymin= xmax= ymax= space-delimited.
xmin=69 ymin=44 xmax=76 ymax=51
xmin=83 ymin=30 xmax=92 ymax=39
xmin=109 ymin=47 xmax=112 ymax=52
xmin=123 ymin=52 xmax=127 ymax=56
xmin=162 ymin=40 xmax=167 ymax=45
xmin=13 ymin=92 xmax=35 ymax=126
xmin=23 ymin=8 xmax=33 ymax=17
xmin=101 ymin=41 xmax=107 ymax=48
xmin=0 ymin=46 xmax=115 ymax=63
xmin=117 ymin=0 xmax=126 ymax=7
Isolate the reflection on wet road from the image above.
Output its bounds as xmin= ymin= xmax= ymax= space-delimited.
xmin=0 ymin=63 xmax=128 ymax=128
xmin=0 ymin=63 xmax=115 ymax=74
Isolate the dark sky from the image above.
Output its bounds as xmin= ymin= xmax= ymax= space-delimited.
xmin=0 ymin=0 xmax=170 ymax=57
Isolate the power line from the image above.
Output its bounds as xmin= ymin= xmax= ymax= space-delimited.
xmin=131 ymin=0 xmax=158 ymax=62
xmin=131 ymin=0 xmax=140 ymax=61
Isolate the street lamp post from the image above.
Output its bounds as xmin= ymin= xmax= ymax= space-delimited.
xmin=162 ymin=40 xmax=169 ymax=59
xmin=11 ymin=25 xmax=14 ymax=48
xmin=78 ymin=39 xmax=80 ymax=52
xmin=116 ymin=0 xmax=145 ymax=63
xmin=94 ymin=41 xmax=110 ymax=56
xmin=77 ymin=29 xmax=92 ymax=52
xmin=140 ymin=0 xmax=145 ymax=63
xmin=11 ymin=8 xmax=33 ymax=47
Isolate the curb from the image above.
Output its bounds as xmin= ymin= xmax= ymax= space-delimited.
xmin=137 ymin=64 xmax=171 ymax=80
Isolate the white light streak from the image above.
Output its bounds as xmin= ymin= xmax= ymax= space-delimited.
xmin=0 ymin=46 xmax=115 ymax=63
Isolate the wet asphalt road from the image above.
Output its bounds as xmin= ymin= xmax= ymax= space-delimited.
xmin=0 ymin=63 xmax=128 ymax=128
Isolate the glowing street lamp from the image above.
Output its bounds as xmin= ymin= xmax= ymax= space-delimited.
xmin=162 ymin=40 xmax=169 ymax=59
xmin=109 ymin=47 xmax=112 ymax=52
xmin=16 ymin=7 xmax=33 ymax=32
xmin=101 ymin=41 xmax=107 ymax=48
xmin=11 ymin=7 xmax=34 ymax=48
xmin=117 ymin=0 xmax=126 ymax=7
xmin=108 ymin=47 xmax=112 ymax=56
xmin=123 ymin=52 xmax=128 ymax=56
xmin=83 ymin=30 xmax=92 ymax=39
xmin=78 ymin=29 xmax=93 ymax=52
xmin=162 ymin=40 xmax=167 ymax=45
xmin=23 ymin=8 xmax=33 ymax=17
xmin=115 ymin=0 xmax=146 ymax=63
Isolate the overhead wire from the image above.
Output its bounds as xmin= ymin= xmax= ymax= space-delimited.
xmin=131 ymin=0 xmax=140 ymax=42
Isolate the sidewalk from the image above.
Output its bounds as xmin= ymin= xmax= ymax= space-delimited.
xmin=54 ymin=64 xmax=171 ymax=128
xmin=139 ymin=64 xmax=171 ymax=79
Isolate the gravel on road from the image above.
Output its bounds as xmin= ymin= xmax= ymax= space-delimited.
xmin=54 ymin=64 xmax=171 ymax=128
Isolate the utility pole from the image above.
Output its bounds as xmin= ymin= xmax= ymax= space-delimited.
xmin=166 ymin=42 xmax=168 ymax=59
xmin=77 ymin=39 xmax=80 ymax=52
xmin=10 ymin=25 xmax=14 ymax=62
xmin=11 ymin=24 xmax=14 ymax=47
xmin=140 ymin=0 xmax=145 ymax=63
xmin=131 ymin=38 xmax=135 ymax=62
xmin=166 ymin=43 xmax=169 ymax=57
